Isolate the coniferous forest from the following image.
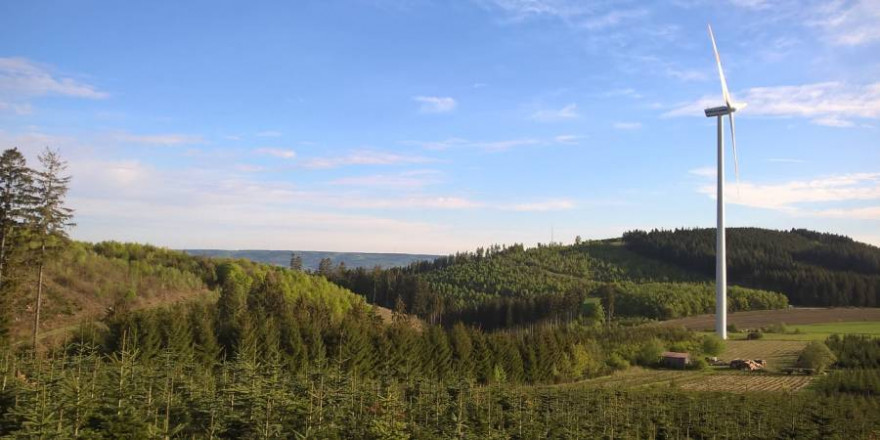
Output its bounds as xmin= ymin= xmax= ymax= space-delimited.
xmin=0 ymin=147 xmax=879 ymax=438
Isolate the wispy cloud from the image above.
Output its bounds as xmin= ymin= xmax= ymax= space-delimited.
xmin=302 ymin=150 xmax=435 ymax=169
xmin=613 ymin=121 xmax=642 ymax=130
xmin=406 ymin=135 xmax=574 ymax=152
xmin=809 ymin=0 xmax=880 ymax=46
xmin=329 ymin=170 xmax=442 ymax=189
xmin=114 ymin=132 xmax=205 ymax=146
xmin=505 ymin=199 xmax=575 ymax=211
xmin=689 ymin=166 xmax=716 ymax=178
xmin=414 ymin=96 xmax=457 ymax=113
xmin=768 ymin=158 xmax=806 ymax=164
xmin=696 ymin=172 xmax=880 ymax=219
xmin=531 ymin=103 xmax=579 ymax=122
xmin=0 ymin=57 xmax=108 ymax=100
xmin=478 ymin=0 xmax=648 ymax=31
xmin=255 ymin=148 xmax=296 ymax=159
xmin=553 ymin=134 xmax=582 ymax=144
xmin=665 ymin=82 xmax=880 ymax=127
xmin=582 ymin=8 xmax=649 ymax=30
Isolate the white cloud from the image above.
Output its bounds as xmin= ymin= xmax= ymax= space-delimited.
xmin=531 ymin=103 xmax=579 ymax=122
xmin=767 ymin=158 xmax=806 ymax=164
xmin=613 ymin=121 xmax=642 ymax=130
xmin=303 ymin=150 xmax=435 ymax=169
xmin=414 ymin=96 xmax=457 ymax=113
xmin=256 ymin=130 xmax=282 ymax=138
xmin=689 ymin=166 xmax=716 ymax=178
xmin=406 ymin=135 xmax=577 ymax=152
xmin=665 ymin=82 xmax=880 ymax=126
xmin=696 ymin=172 xmax=880 ymax=218
xmin=114 ymin=132 xmax=205 ymax=146
xmin=0 ymin=57 xmax=108 ymax=100
xmin=479 ymin=0 xmax=648 ymax=31
xmin=256 ymin=148 xmax=296 ymax=159
xmin=506 ymin=199 xmax=575 ymax=211
xmin=810 ymin=0 xmax=880 ymax=46
xmin=553 ymin=134 xmax=582 ymax=144
xmin=329 ymin=170 xmax=442 ymax=189
xmin=582 ymin=8 xmax=648 ymax=30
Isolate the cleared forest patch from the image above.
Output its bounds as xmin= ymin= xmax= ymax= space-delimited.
xmin=659 ymin=307 xmax=880 ymax=332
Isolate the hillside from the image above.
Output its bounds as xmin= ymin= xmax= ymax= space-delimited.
xmin=185 ymin=249 xmax=437 ymax=271
xmin=6 ymin=241 xmax=369 ymax=345
xmin=624 ymin=228 xmax=880 ymax=307
xmin=328 ymin=228 xmax=879 ymax=329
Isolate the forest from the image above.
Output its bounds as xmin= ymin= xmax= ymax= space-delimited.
xmin=327 ymin=240 xmax=790 ymax=329
xmin=1 ymin=147 xmax=879 ymax=437
xmin=623 ymin=228 xmax=880 ymax=307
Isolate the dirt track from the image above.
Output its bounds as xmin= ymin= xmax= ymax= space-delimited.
xmin=659 ymin=307 xmax=880 ymax=331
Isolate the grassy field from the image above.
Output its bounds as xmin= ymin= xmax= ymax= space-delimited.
xmin=660 ymin=307 xmax=880 ymax=332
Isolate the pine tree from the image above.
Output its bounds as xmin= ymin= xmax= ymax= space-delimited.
xmin=30 ymin=148 xmax=74 ymax=348
xmin=289 ymin=253 xmax=304 ymax=272
xmin=0 ymin=148 xmax=35 ymax=344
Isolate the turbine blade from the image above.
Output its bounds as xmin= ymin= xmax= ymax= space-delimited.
xmin=729 ymin=113 xmax=740 ymax=194
xmin=708 ymin=24 xmax=731 ymax=107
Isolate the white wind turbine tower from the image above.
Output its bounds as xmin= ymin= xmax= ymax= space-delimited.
xmin=704 ymin=24 xmax=746 ymax=340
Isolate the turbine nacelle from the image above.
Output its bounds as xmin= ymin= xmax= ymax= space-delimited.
xmin=704 ymin=102 xmax=746 ymax=118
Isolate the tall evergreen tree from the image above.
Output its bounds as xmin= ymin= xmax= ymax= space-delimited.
xmin=289 ymin=253 xmax=303 ymax=271
xmin=31 ymin=148 xmax=74 ymax=348
xmin=0 ymin=148 xmax=35 ymax=343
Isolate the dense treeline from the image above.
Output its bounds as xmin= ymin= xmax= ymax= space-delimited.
xmin=815 ymin=335 xmax=880 ymax=396
xmin=826 ymin=334 xmax=880 ymax=369
xmin=623 ymin=228 xmax=880 ymax=307
xmin=102 ymin=261 xmax=709 ymax=385
xmin=608 ymin=282 xmax=788 ymax=320
xmin=328 ymin=240 xmax=787 ymax=328
xmin=2 ymin=348 xmax=879 ymax=439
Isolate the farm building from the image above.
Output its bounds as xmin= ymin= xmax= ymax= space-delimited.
xmin=661 ymin=352 xmax=690 ymax=369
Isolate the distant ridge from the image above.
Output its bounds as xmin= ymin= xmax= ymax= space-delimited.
xmin=184 ymin=249 xmax=438 ymax=271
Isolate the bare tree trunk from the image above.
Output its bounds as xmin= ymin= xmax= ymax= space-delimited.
xmin=32 ymin=241 xmax=45 ymax=349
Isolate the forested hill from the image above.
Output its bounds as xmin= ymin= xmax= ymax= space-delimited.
xmin=623 ymin=228 xmax=880 ymax=307
xmin=327 ymin=227 xmax=878 ymax=330
xmin=185 ymin=249 xmax=437 ymax=271
xmin=6 ymin=241 xmax=367 ymax=345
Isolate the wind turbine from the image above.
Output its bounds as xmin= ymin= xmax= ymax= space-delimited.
xmin=704 ymin=24 xmax=745 ymax=340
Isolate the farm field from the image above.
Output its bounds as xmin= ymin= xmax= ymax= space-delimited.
xmin=660 ymin=307 xmax=880 ymax=331
xmin=570 ymin=367 xmax=815 ymax=393
xmin=720 ymin=340 xmax=807 ymax=370
xmin=678 ymin=373 xmax=814 ymax=392
xmin=777 ymin=321 xmax=880 ymax=340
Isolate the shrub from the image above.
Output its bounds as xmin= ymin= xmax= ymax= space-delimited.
xmin=606 ymin=353 xmax=630 ymax=370
xmin=726 ymin=323 xmax=739 ymax=333
xmin=635 ymin=339 xmax=665 ymax=367
xmin=746 ymin=331 xmax=764 ymax=340
xmin=701 ymin=335 xmax=725 ymax=356
xmin=797 ymin=341 xmax=837 ymax=374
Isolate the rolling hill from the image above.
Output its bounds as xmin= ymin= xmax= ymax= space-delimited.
xmin=327 ymin=228 xmax=879 ymax=329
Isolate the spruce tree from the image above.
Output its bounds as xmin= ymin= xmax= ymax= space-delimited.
xmin=0 ymin=148 xmax=35 ymax=344
xmin=289 ymin=253 xmax=303 ymax=271
xmin=30 ymin=148 xmax=74 ymax=348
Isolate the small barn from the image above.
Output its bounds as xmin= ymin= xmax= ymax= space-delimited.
xmin=661 ymin=352 xmax=690 ymax=369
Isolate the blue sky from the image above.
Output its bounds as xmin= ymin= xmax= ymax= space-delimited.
xmin=1 ymin=0 xmax=878 ymax=253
